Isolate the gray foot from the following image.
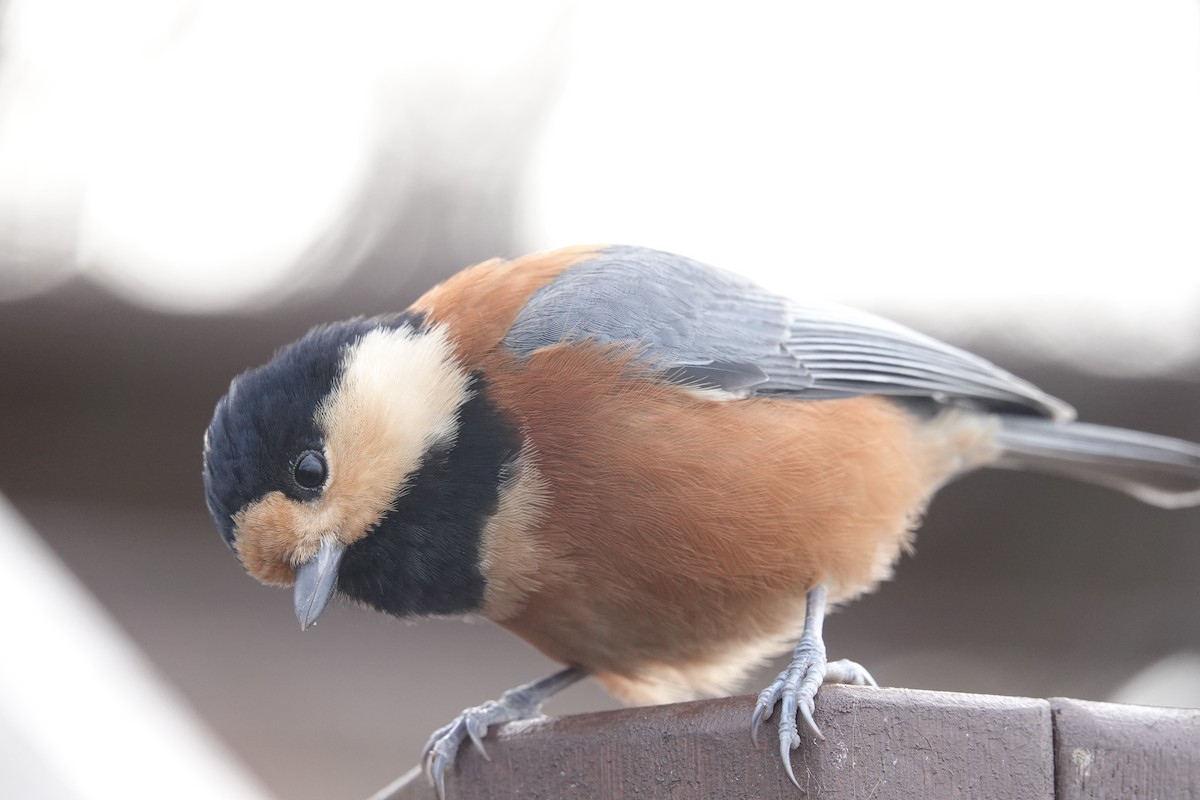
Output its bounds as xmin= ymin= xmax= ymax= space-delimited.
xmin=750 ymin=634 xmax=876 ymax=788
xmin=421 ymin=667 xmax=584 ymax=799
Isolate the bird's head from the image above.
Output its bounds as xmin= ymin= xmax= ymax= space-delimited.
xmin=203 ymin=314 xmax=520 ymax=628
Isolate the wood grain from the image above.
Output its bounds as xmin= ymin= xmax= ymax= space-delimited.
xmin=1052 ymin=696 xmax=1200 ymax=800
xmin=374 ymin=686 xmax=1055 ymax=800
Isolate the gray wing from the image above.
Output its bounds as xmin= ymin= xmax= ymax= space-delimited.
xmin=503 ymin=245 xmax=1074 ymax=420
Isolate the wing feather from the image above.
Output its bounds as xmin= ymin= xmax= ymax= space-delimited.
xmin=503 ymin=246 xmax=1073 ymax=420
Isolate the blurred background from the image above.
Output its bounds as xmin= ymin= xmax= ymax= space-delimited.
xmin=2 ymin=0 xmax=1199 ymax=797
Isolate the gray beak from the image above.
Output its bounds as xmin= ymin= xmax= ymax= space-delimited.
xmin=293 ymin=539 xmax=346 ymax=630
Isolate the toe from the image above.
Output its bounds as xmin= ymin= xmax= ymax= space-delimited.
xmin=464 ymin=714 xmax=491 ymax=761
xmin=425 ymin=737 xmax=457 ymax=800
xmin=779 ymin=686 xmax=799 ymax=742
xmin=422 ymin=719 xmax=466 ymax=796
xmin=430 ymin=756 xmax=448 ymax=800
xmin=824 ymin=658 xmax=878 ymax=687
xmin=778 ymin=735 xmax=802 ymax=790
xmin=751 ymin=680 xmax=783 ymax=745
xmin=421 ymin=721 xmax=455 ymax=767
xmin=799 ymin=697 xmax=823 ymax=740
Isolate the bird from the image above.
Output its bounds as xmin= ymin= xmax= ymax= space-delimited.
xmin=202 ymin=244 xmax=1200 ymax=796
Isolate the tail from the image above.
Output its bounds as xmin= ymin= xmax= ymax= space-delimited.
xmin=994 ymin=417 xmax=1200 ymax=509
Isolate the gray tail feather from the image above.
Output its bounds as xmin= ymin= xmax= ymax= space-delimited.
xmin=994 ymin=417 xmax=1200 ymax=509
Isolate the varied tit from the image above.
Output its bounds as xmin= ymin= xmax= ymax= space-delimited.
xmin=203 ymin=244 xmax=1200 ymax=795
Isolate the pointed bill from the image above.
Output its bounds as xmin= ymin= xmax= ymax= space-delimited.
xmin=293 ymin=538 xmax=346 ymax=630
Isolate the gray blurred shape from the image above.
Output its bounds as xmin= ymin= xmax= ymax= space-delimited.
xmin=0 ymin=494 xmax=272 ymax=800
xmin=1110 ymin=652 xmax=1200 ymax=708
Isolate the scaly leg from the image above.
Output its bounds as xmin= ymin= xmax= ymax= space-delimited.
xmin=750 ymin=585 xmax=877 ymax=788
xmin=422 ymin=666 xmax=585 ymax=798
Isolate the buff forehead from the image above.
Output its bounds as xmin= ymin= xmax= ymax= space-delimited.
xmin=233 ymin=324 xmax=472 ymax=585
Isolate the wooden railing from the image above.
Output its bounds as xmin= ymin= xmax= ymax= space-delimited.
xmin=371 ymin=685 xmax=1199 ymax=799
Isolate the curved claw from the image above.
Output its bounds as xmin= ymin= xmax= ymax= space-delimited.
xmin=777 ymin=734 xmax=796 ymax=791
xmin=799 ymin=699 xmax=823 ymax=740
xmin=420 ymin=722 xmax=453 ymax=783
xmin=422 ymin=721 xmax=453 ymax=756
xmin=420 ymin=707 xmax=499 ymax=799
xmin=751 ymin=644 xmax=875 ymax=788
xmin=750 ymin=688 xmax=777 ymax=747
xmin=780 ymin=735 xmax=801 ymax=789
xmin=423 ymin=731 xmax=458 ymax=800
xmin=465 ymin=713 xmax=491 ymax=761
xmin=825 ymin=658 xmax=878 ymax=687
xmin=431 ymin=757 xmax=447 ymax=800
xmin=422 ymin=719 xmax=471 ymax=800
xmin=417 ymin=668 xmax=586 ymax=798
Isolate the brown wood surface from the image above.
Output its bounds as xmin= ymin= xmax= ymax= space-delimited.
xmin=1051 ymin=696 xmax=1200 ymax=800
xmin=373 ymin=686 xmax=1055 ymax=800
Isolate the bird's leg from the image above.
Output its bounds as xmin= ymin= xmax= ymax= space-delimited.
xmin=422 ymin=666 xmax=585 ymax=798
xmin=750 ymin=585 xmax=877 ymax=788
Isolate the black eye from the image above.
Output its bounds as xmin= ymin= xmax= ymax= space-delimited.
xmin=293 ymin=451 xmax=327 ymax=490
